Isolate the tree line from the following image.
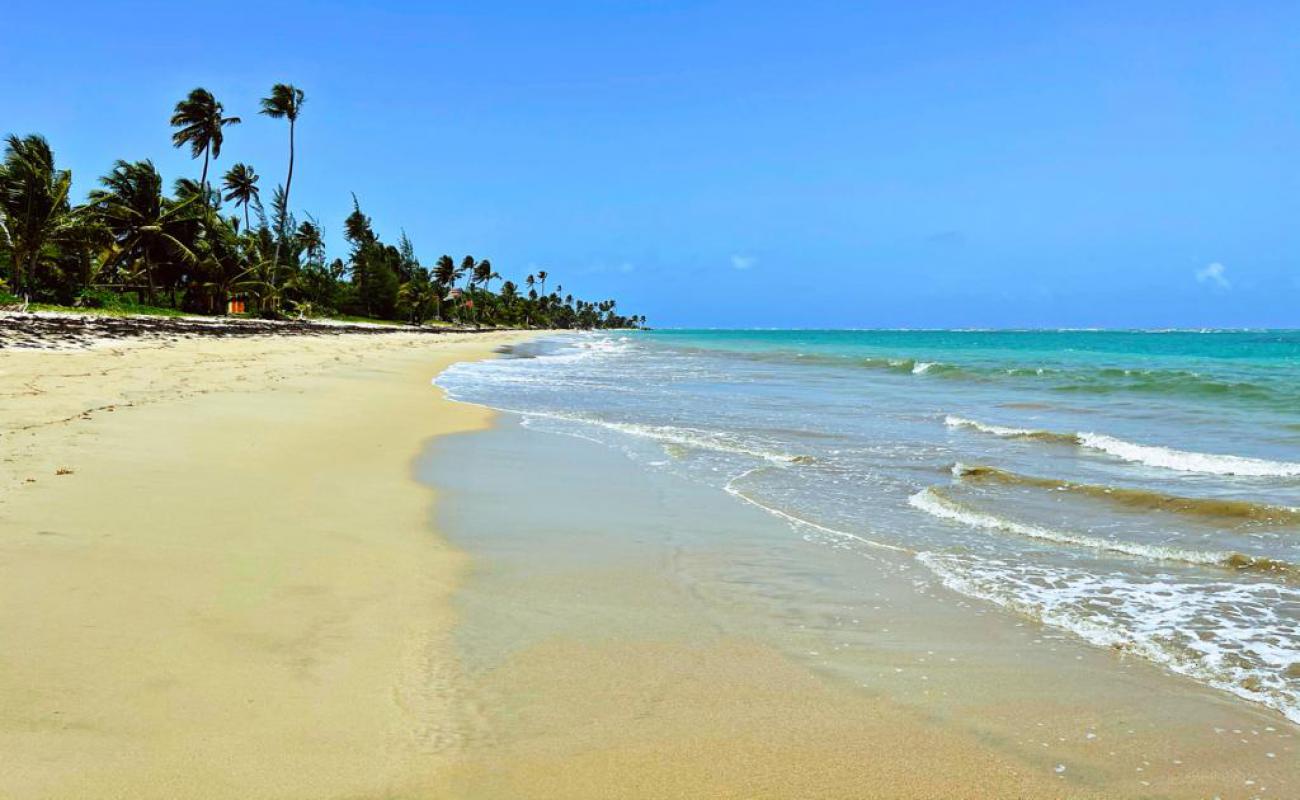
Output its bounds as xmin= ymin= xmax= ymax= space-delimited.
xmin=0 ymin=84 xmax=645 ymax=330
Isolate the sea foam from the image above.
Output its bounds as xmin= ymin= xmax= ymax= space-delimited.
xmin=945 ymin=415 xmax=1300 ymax=477
xmin=906 ymin=488 xmax=1284 ymax=572
xmin=918 ymin=552 xmax=1300 ymax=724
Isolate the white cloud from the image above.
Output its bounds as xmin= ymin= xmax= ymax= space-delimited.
xmin=731 ymin=255 xmax=756 ymax=271
xmin=1195 ymin=262 xmax=1229 ymax=289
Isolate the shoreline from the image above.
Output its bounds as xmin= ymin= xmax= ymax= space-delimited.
xmin=430 ymin=333 xmax=1299 ymax=798
xmin=5 ymin=327 xmax=1296 ymax=798
xmin=0 ymin=330 xmax=535 ymax=798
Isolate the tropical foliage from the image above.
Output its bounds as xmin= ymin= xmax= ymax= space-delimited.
xmin=0 ymin=86 xmax=644 ymax=329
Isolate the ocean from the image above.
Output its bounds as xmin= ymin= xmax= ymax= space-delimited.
xmin=437 ymin=329 xmax=1300 ymax=725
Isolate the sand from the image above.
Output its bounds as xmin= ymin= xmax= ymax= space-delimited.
xmin=0 ymin=331 xmax=529 ymax=798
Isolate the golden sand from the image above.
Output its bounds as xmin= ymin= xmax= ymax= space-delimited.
xmin=0 ymin=331 xmax=527 ymax=798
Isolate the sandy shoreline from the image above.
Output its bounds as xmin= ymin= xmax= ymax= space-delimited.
xmin=0 ymin=330 xmax=532 ymax=798
xmin=5 ymin=328 xmax=1296 ymax=799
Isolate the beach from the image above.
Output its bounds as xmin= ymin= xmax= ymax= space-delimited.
xmin=3 ymin=325 xmax=1298 ymax=799
xmin=0 ymin=328 xmax=528 ymax=798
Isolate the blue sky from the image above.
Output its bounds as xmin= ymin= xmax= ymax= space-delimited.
xmin=4 ymin=1 xmax=1297 ymax=327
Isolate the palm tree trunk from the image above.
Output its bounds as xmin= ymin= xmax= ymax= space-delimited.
xmin=285 ymin=118 xmax=295 ymax=214
xmin=243 ymin=201 xmax=250 ymax=233
xmin=10 ymin=247 xmax=27 ymax=295
xmin=200 ymin=146 xmax=210 ymax=207
xmin=21 ymin=249 xmax=39 ymax=296
xmin=143 ymin=254 xmax=156 ymax=305
xmin=269 ymin=118 xmax=295 ymax=288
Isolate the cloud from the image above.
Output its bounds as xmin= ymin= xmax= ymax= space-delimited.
xmin=730 ymin=255 xmax=756 ymax=271
xmin=1195 ymin=262 xmax=1230 ymax=289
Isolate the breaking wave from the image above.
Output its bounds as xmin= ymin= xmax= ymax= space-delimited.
xmin=952 ymin=463 xmax=1300 ymax=524
xmin=945 ymin=416 xmax=1300 ymax=477
xmin=918 ymin=552 xmax=1300 ymax=724
xmin=908 ymin=488 xmax=1295 ymax=575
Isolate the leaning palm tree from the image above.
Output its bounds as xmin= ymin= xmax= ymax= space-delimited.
xmin=432 ymin=254 xmax=456 ymax=320
xmin=458 ymin=255 xmax=476 ymax=290
xmin=473 ymin=258 xmax=500 ymax=292
xmin=433 ymin=254 xmax=456 ymax=287
xmin=259 ymin=84 xmax=305 ymax=268
xmin=472 ymin=258 xmax=502 ymax=323
xmin=296 ymin=218 xmax=324 ymax=265
xmin=170 ymin=88 xmax=241 ymax=205
xmin=0 ymin=134 xmax=74 ymax=295
xmin=221 ymin=163 xmax=261 ymax=231
xmin=89 ymin=159 xmax=197 ymax=304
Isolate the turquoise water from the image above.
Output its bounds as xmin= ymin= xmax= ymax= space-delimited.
xmin=438 ymin=330 xmax=1300 ymax=723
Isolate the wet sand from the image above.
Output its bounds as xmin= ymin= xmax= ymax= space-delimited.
xmin=0 ymin=330 xmax=531 ymax=798
xmin=428 ymin=416 xmax=1299 ymax=799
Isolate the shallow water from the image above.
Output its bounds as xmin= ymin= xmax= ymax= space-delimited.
xmin=437 ymin=329 xmax=1300 ymax=725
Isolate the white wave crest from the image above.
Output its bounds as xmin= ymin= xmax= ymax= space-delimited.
xmin=944 ymin=415 xmax=1045 ymax=438
xmin=945 ymin=415 xmax=1300 ymax=477
xmin=1077 ymin=432 xmax=1300 ymax=478
xmin=907 ymin=489 xmax=1257 ymax=569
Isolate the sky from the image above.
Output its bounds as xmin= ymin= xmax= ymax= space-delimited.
xmin=4 ymin=1 xmax=1297 ymax=328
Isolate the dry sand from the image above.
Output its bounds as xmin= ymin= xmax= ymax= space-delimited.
xmin=0 ymin=331 xmax=528 ymax=798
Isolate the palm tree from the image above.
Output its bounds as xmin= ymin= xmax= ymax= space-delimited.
xmin=433 ymin=254 xmax=456 ymax=287
xmin=296 ymin=218 xmax=324 ymax=265
xmin=0 ymin=134 xmax=74 ymax=295
xmin=457 ymin=255 xmax=479 ymax=325
xmin=260 ymin=84 xmax=305 ymax=267
xmin=458 ymin=255 xmax=476 ymax=289
xmin=536 ymin=269 xmax=548 ymax=296
xmin=398 ymin=267 xmax=437 ymax=325
xmin=433 ymin=254 xmax=455 ymax=320
xmin=89 ymin=159 xmax=197 ymax=303
xmin=170 ymin=88 xmax=241 ymax=205
xmin=473 ymin=258 xmax=501 ymax=293
xmin=172 ymin=177 xmax=221 ymax=210
xmin=221 ymin=163 xmax=260 ymax=231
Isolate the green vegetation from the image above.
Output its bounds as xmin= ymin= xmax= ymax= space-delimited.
xmin=0 ymin=84 xmax=645 ymax=329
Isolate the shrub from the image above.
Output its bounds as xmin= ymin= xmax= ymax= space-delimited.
xmin=0 ymin=278 xmax=19 ymax=306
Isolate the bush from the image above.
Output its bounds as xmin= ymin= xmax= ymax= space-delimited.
xmin=74 ymin=287 xmax=123 ymax=309
xmin=0 ymin=278 xmax=19 ymax=306
xmin=67 ymin=288 xmax=187 ymax=317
